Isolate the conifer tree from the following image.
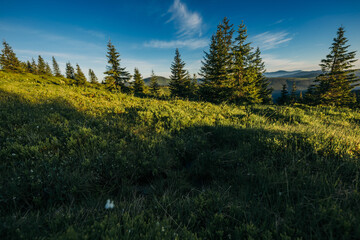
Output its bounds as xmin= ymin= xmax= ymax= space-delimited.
xmin=132 ymin=68 xmax=145 ymax=95
xmin=45 ymin=62 xmax=53 ymax=76
xmin=0 ymin=40 xmax=21 ymax=72
xmin=88 ymin=69 xmax=98 ymax=84
xmin=169 ymin=48 xmax=191 ymax=98
xmin=149 ymin=70 xmax=160 ymax=95
xmin=278 ymin=84 xmax=289 ymax=105
xmin=65 ymin=62 xmax=75 ymax=79
xmin=75 ymin=64 xmax=87 ymax=85
xmin=252 ymin=47 xmax=272 ymax=104
xmin=310 ymin=26 xmax=359 ymax=106
xmin=52 ymin=56 xmax=62 ymax=77
xmin=104 ymin=40 xmax=130 ymax=91
xmin=199 ymin=17 xmax=234 ymax=102
xmin=31 ymin=58 xmax=37 ymax=74
xmin=231 ymin=21 xmax=253 ymax=103
xmin=19 ymin=61 xmax=27 ymax=71
xmin=190 ymin=73 xmax=199 ymax=97
xmin=37 ymin=55 xmax=46 ymax=74
xmin=290 ymin=81 xmax=297 ymax=103
xmin=25 ymin=60 xmax=33 ymax=73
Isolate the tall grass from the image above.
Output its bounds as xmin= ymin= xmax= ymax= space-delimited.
xmin=1 ymin=71 xmax=360 ymax=239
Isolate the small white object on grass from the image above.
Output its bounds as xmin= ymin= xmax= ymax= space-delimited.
xmin=105 ymin=199 xmax=115 ymax=209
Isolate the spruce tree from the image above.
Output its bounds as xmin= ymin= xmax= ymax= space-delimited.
xmin=45 ymin=62 xmax=53 ymax=76
xmin=190 ymin=73 xmax=199 ymax=97
xmin=149 ymin=70 xmax=160 ymax=95
xmin=199 ymin=17 xmax=234 ymax=102
xmin=52 ymin=56 xmax=62 ymax=77
xmin=290 ymin=81 xmax=297 ymax=103
xmin=231 ymin=21 xmax=253 ymax=103
xmin=37 ymin=55 xmax=46 ymax=74
xmin=132 ymin=68 xmax=145 ymax=95
xmin=31 ymin=58 xmax=37 ymax=74
xmin=169 ymin=48 xmax=191 ymax=98
xmin=75 ymin=64 xmax=87 ymax=85
xmin=88 ymin=69 xmax=98 ymax=84
xmin=25 ymin=61 xmax=33 ymax=73
xmin=104 ymin=40 xmax=130 ymax=91
xmin=311 ymin=26 xmax=359 ymax=106
xmin=278 ymin=84 xmax=289 ymax=105
xmin=252 ymin=47 xmax=272 ymax=104
xmin=0 ymin=40 xmax=21 ymax=72
xmin=65 ymin=62 xmax=75 ymax=79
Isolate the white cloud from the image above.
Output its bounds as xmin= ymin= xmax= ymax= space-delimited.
xmin=15 ymin=49 xmax=105 ymax=62
xmin=262 ymin=54 xmax=319 ymax=72
xmin=167 ymin=0 xmax=203 ymax=37
xmin=253 ymin=31 xmax=293 ymax=50
xmin=76 ymin=28 xmax=106 ymax=39
xmin=144 ymin=38 xmax=208 ymax=49
xmin=0 ymin=22 xmax=104 ymax=50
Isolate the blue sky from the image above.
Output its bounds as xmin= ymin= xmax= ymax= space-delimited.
xmin=1 ymin=0 xmax=360 ymax=80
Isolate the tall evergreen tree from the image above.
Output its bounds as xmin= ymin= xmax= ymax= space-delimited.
xmin=88 ymin=69 xmax=98 ymax=84
xmin=65 ymin=62 xmax=75 ymax=79
xmin=252 ymin=47 xmax=272 ymax=104
xmin=52 ymin=56 xmax=62 ymax=77
xmin=104 ymin=40 xmax=130 ymax=91
xmin=278 ymin=84 xmax=289 ymax=105
xmin=290 ymin=81 xmax=297 ymax=103
xmin=231 ymin=21 xmax=254 ymax=103
xmin=25 ymin=61 xmax=33 ymax=73
xmin=31 ymin=58 xmax=37 ymax=74
xmin=190 ymin=73 xmax=199 ymax=97
xmin=199 ymin=17 xmax=234 ymax=102
xmin=37 ymin=55 xmax=46 ymax=74
xmin=169 ymin=48 xmax=191 ymax=98
xmin=0 ymin=40 xmax=21 ymax=72
xmin=75 ymin=64 xmax=87 ymax=85
xmin=45 ymin=62 xmax=53 ymax=76
xmin=149 ymin=70 xmax=160 ymax=95
xmin=310 ymin=26 xmax=359 ymax=106
xmin=132 ymin=68 xmax=145 ymax=95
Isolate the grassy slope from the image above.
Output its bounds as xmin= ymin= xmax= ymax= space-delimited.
xmin=1 ymin=71 xmax=360 ymax=239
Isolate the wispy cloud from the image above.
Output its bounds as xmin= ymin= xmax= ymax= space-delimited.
xmin=15 ymin=49 xmax=106 ymax=62
xmin=0 ymin=22 xmax=104 ymax=49
xmin=144 ymin=38 xmax=207 ymax=49
xmin=253 ymin=31 xmax=293 ymax=50
xmin=75 ymin=27 xmax=106 ymax=39
xmin=262 ymin=54 xmax=318 ymax=71
xmin=167 ymin=0 xmax=203 ymax=37
xmin=272 ymin=19 xmax=284 ymax=25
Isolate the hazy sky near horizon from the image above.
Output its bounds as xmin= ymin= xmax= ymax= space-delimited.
xmin=1 ymin=0 xmax=360 ymax=79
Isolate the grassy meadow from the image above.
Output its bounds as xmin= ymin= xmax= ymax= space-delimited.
xmin=1 ymin=71 xmax=360 ymax=239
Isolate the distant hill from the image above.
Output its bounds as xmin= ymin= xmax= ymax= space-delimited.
xmin=265 ymin=69 xmax=360 ymax=79
xmin=144 ymin=76 xmax=171 ymax=86
xmin=264 ymin=70 xmax=303 ymax=78
xmin=141 ymin=71 xmax=360 ymax=98
xmin=264 ymin=70 xmax=322 ymax=78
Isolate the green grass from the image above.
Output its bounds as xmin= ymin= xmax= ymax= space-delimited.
xmin=1 ymin=71 xmax=360 ymax=239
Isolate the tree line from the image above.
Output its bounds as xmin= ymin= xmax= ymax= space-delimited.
xmin=1 ymin=18 xmax=359 ymax=106
xmin=0 ymin=41 xmax=98 ymax=86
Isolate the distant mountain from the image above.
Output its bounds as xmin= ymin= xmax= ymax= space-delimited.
xmin=264 ymin=70 xmax=322 ymax=78
xmin=141 ymin=70 xmax=360 ymax=95
xmin=264 ymin=70 xmax=303 ymax=78
xmin=266 ymin=69 xmax=360 ymax=90
xmin=144 ymin=76 xmax=171 ymax=86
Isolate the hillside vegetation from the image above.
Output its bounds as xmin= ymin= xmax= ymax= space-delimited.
xmin=1 ymin=71 xmax=360 ymax=239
